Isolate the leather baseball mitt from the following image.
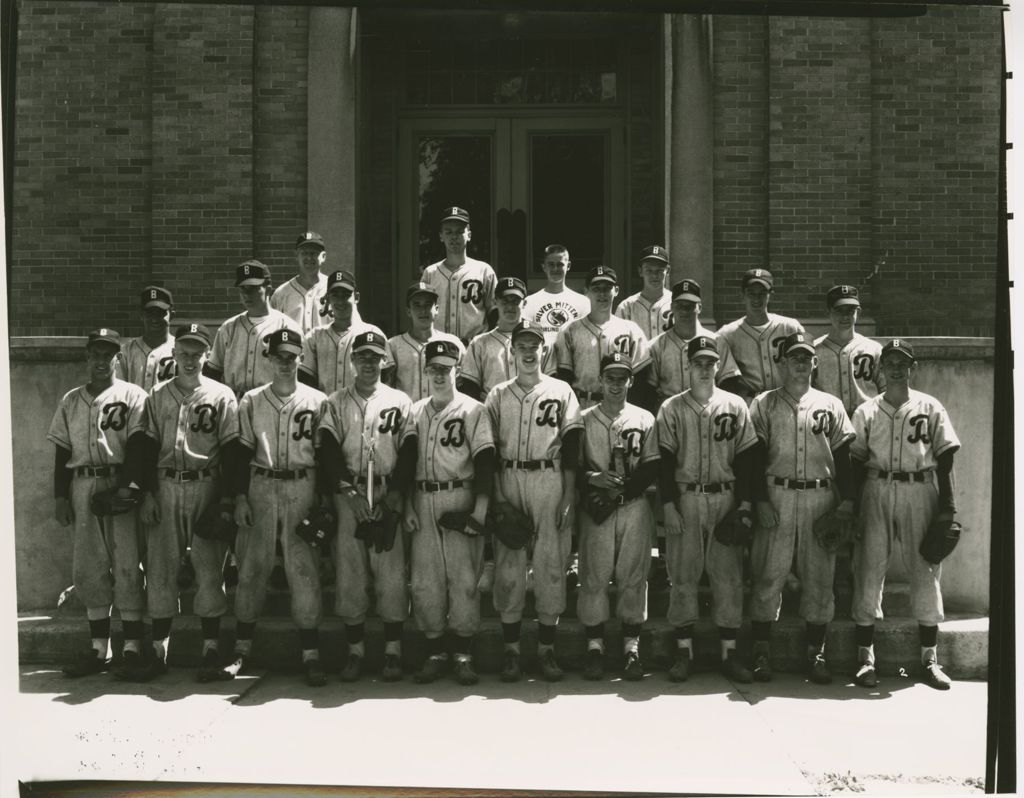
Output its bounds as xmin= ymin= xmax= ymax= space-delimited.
xmin=714 ymin=506 xmax=755 ymax=547
xmin=487 ymin=501 xmax=534 ymax=550
xmin=193 ymin=499 xmax=238 ymax=544
xmin=812 ymin=507 xmax=855 ymax=553
xmin=355 ymin=504 xmax=401 ymax=554
xmin=437 ymin=511 xmax=485 ymax=537
xmin=919 ymin=517 xmax=962 ymax=565
xmin=581 ymin=488 xmax=616 ymax=525
xmin=295 ymin=505 xmax=337 ymax=550
xmin=90 ymin=487 xmax=142 ymax=518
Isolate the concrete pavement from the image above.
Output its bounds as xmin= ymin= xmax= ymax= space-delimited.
xmin=12 ymin=664 xmax=986 ymax=795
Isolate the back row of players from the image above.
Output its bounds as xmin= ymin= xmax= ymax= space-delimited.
xmin=50 ymin=206 xmax=960 ymax=692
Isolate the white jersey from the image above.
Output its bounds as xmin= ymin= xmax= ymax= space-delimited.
xmin=580 ymin=402 xmax=659 ymax=477
xmin=484 ymin=375 xmax=582 ymax=463
xmin=850 ymin=389 xmax=960 ymax=473
xmin=386 ymin=331 xmax=466 ymax=401
xmin=614 ymin=289 xmax=673 ymax=340
xmin=421 ymin=258 xmax=497 ymax=342
xmin=238 ymin=383 xmax=327 ymax=471
xmin=144 ymin=376 xmax=240 ymax=470
xmin=401 ymin=393 xmax=495 ymax=482
xmin=47 ymin=380 xmax=148 ymax=468
xmin=317 ymin=384 xmax=413 ymax=478
xmin=300 ymin=321 xmax=389 ymax=394
xmin=207 ymin=309 xmax=302 ymax=397
xmin=461 ymin=328 xmax=555 ymax=395
xmin=555 ymin=315 xmax=651 ymax=404
xmin=115 ymin=336 xmax=177 ymax=391
xmin=269 ymin=274 xmax=330 ymax=335
xmin=717 ymin=313 xmax=805 ymax=393
xmin=521 ymin=287 xmax=591 ymax=347
xmin=647 ymin=326 xmax=742 ymax=399
xmin=813 ymin=333 xmax=885 ymax=416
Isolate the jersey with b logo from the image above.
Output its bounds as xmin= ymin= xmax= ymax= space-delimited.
xmin=421 ymin=258 xmax=497 ymax=342
xmin=554 ymin=315 xmax=651 ymax=403
xmin=750 ymin=387 xmax=855 ymax=480
xmin=144 ymin=376 xmax=240 ymax=470
xmin=386 ymin=331 xmax=465 ymax=400
xmin=813 ymin=333 xmax=885 ymax=416
xmin=484 ymin=375 xmax=582 ymax=463
xmin=580 ymin=402 xmax=658 ymax=477
xmin=850 ymin=389 xmax=960 ymax=472
xmin=46 ymin=381 xmax=148 ymax=468
xmin=317 ymin=384 xmax=412 ymax=477
xmin=614 ymin=289 xmax=673 ymax=340
xmin=655 ymin=388 xmax=757 ymax=484
xmin=270 ymin=274 xmax=330 ymax=335
xmin=116 ymin=336 xmax=177 ymax=391
xmin=208 ymin=309 xmax=302 ymax=397
xmin=717 ymin=313 xmax=805 ymax=394
xmin=300 ymin=322 xmax=390 ymax=394
xmin=239 ymin=383 xmax=327 ymax=470
xmin=647 ymin=327 xmax=742 ymax=399
xmin=461 ymin=328 xmax=555 ymax=395
xmin=401 ymin=393 xmax=495 ymax=482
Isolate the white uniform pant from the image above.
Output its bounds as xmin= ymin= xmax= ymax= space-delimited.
xmin=493 ymin=468 xmax=570 ymax=625
xmin=665 ymin=490 xmax=744 ymax=629
xmin=750 ymin=483 xmax=838 ymax=624
xmin=235 ymin=471 xmax=322 ymax=629
xmin=851 ymin=478 xmax=944 ymax=626
xmin=577 ymin=497 xmax=652 ymax=627
xmin=410 ymin=486 xmax=484 ymax=637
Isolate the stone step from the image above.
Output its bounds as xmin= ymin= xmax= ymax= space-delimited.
xmin=19 ymin=612 xmax=988 ymax=680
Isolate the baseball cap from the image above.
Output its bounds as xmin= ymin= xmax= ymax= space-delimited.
xmin=295 ymin=231 xmax=325 ymax=250
xmin=86 ymin=328 xmax=121 ymax=348
xmin=640 ymin=245 xmax=670 ymax=265
xmin=783 ymin=332 xmax=815 ymax=357
xmin=351 ymin=330 xmax=387 ymax=356
xmin=326 ymin=270 xmax=357 ymax=293
xmin=742 ymin=268 xmax=774 ymax=291
xmin=424 ymin=339 xmax=461 ymax=368
xmin=495 ymin=276 xmax=527 ymax=300
xmin=264 ymin=328 xmax=303 ymax=357
xmin=511 ymin=320 xmax=546 ymax=344
xmin=880 ymin=338 xmax=916 ymax=363
xmin=174 ymin=322 xmax=213 ymax=348
xmin=826 ymin=284 xmax=860 ymax=309
xmin=406 ymin=281 xmax=439 ymax=304
xmin=687 ymin=335 xmax=720 ymax=361
xmin=600 ymin=352 xmax=633 ymax=375
xmin=235 ymin=260 xmax=271 ymax=287
xmin=586 ymin=266 xmax=618 ymax=287
xmin=140 ymin=285 xmax=173 ymax=310
xmin=440 ymin=206 xmax=471 ymax=225
xmin=671 ymin=279 xmax=702 ymax=303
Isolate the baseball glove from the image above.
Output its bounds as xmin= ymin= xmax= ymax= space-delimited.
xmin=714 ymin=506 xmax=755 ymax=547
xmin=919 ymin=517 xmax=962 ymax=565
xmin=355 ymin=504 xmax=401 ymax=554
xmin=437 ymin=511 xmax=485 ymax=537
xmin=295 ymin=505 xmax=338 ymax=550
xmin=581 ymin=488 xmax=616 ymax=525
xmin=90 ymin=487 xmax=142 ymax=518
xmin=812 ymin=507 xmax=856 ymax=553
xmin=193 ymin=499 xmax=238 ymax=544
xmin=487 ymin=502 xmax=534 ymax=550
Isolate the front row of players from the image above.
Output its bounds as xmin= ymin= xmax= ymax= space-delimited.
xmin=51 ymin=320 xmax=960 ymax=690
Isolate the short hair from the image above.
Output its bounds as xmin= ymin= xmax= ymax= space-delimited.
xmin=543 ymin=244 xmax=570 ymax=260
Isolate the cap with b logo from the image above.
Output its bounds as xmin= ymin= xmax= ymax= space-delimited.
xmin=406 ymin=281 xmax=439 ymax=304
xmin=235 ymin=260 xmax=271 ymax=287
xmin=640 ymin=245 xmax=670 ymax=265
xmin=86 ymin=328 xmax=121 ymax=348
xmin=600 ymin=352 xmax=633 ymax=375
xmin=441 ymin=206 xmax=471 ymax=225
xmin=495 ymin=276 xmax=527 ymax=300
xmin=511 ymin=320 xmax=546 ymax=343
xmin=352 ymin=330 xmax=387 ymax=356
xmin=425 ymin=339 xmax=461 ymax=368
xmin=295 ymin=231 xmax=325 ymax=250
xmin=175 ymin=323 xmax=213 ymax=348
xmin=741 ymin=268 xmax=774 ymax=291
xmin=326 ymin=270 xmax=357 ymax=293
xmin=265 ymin=328 xmax=303 ymax=357
xmin=826 ymin=284 xmax=860 ymax=309
xmin=586 ymin=265 xmax=618 ymax=287
xmin=140 ymin=285 xmax=173 ymax=310
xmin=671 ymin=279 xmax=702 ymax=303
xmin=783 ymin=331 xmax=815 ymax=357
xmin=687 ymin=335 xmax=720 ymax=361
xmin=881 ymin=338 xmax=916 ymax=362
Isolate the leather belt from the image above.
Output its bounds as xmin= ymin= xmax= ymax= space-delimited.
xmin=254 ymin=466 xmax=309 ymax=481
xmin=75 ymin=465 xmax=120 ymax=477
xmin=868 ymin=469 xmax=931 ymax=483
xmin=416 ymin=479 xmax=470 ymax=492
xmin=162 ymin=467 xmax=214 ymax=482
xmin=772 ymin=477 xmax=831 ymax=490
xmin=575 ymin=389 xmax=603 ymax=402
xmin=683 ymin=481 xmax=734 ymax=495
xmin=502 ymin=459 xmax=556 ymax=471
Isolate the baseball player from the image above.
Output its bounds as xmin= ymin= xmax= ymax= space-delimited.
xmin=117 ymin=323 xmax=242 ymax=682
xmin=647 ymin=279 xmax=745 ymax=408
xmin=386 ymin=282 xmax=464 ymax=400
xmin=115 ymin=286 xmax=177 ymax=390
xmin=520 ymin=244 xmax=590 ymax=349
xmin=813 ymin=285 xmax=885 ymax=417
xmin=317 ymin=330 xmax=413 ymax=682
xmin=206 ymin=260 xmax=302 ymax=397
xmin=484 ymin=320 xmax=582 ymax=682
xmin=613 ymin=245 xmax=673 ymax=341
xmin=230 ymin=329 xmax=331 ymax=686
xmin=402 ymin=339 xmax=495 ymax=685
xmin=716 ymin=268 xmax=805 ymax=401
xmin=849 ymin=339 xmax=961 ymax=690
xmin=655 ymin=336 xmax=759 ymax=683
xmin=748 ymin=332 xmax=856 ymax=684
xmin=48 ymin=329 xmax=148 ymax=678
xmin=269 ymin=232 xmax=331 ymax=335
xmin=298 ymin=269 xmax=388 ymax=394
xmin=577 ymin=353 xmax=659 ymax=681
xmin=420 ymin=206 xmax=497 ymax=345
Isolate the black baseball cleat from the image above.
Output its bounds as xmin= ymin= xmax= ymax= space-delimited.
xmin=195 ymin=648 xmax=223 ymax=683
xmin=453 ymin=658 xmax=479 ymax=686
xmin=339 ymin=652 xmax=363 ymax=683
xmin=622 ymin=651 xmax=644 ymax=681
xmin=500 ymin=650 xmax=522 ymax=683
xmin=854 ymin=663 xmax=879 ymax=688
xmin=303 ymin=658 xmax=328 ymax=687
xmin=381 ymin=653 xmax=404 ymax=682
xmin=668 ymin=649 xmax=691 ymax=683
xmin=414 ymin=655 xmax=446 ymax=684
xmin=63 ymin=649 xmax=111 ymax=678
xmin=922 ymin=661 xmax=952 ymax=691
xmin=112 ymin=649 xmax=144 ymax=681
xmin=582 ymin=649 xmax=604 ymax=681
xmin=218 ymin=652 xmax=248 ymax=680
xmin=721 ymin=651 xmax=754 ymax=684
xmin=808 ymin=653 xmax=833 ymax=685
xmin=539 ymin=648 xmax=563 ymax=682
xmin=752 ymin=649 xmax=773 ymax=683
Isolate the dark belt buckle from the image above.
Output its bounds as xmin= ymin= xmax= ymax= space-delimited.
xmin=424 ymin=481 xmax=441 ymax=492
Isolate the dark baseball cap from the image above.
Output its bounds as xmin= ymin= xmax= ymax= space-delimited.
xmin=326 ymin=270 xmax=357 ymax=293
xmin=495 ymin=276 xmax=527 ymax=300
xmin=586 ymin=266 xmax=618 ymax=287
xmin=351 ymin=330 xmax=387 ymax=356
xmin=425 ymin=339 xmax=461 ymax=368
xmin=687 ymin=335 xmax=720 ymax=361
xmin=742 ymin=268 xmax=774 ymax=291
xmin=826 ymin=284 xmax=860 ymax=309
xmin=406 ymin=281 xmax=439 ymax=304
xmin=140 ymin=285 xmax=173 ymax=310
xmin=296 ymin=231 xmax=325 ymax=250
xmin=175 ymin=322 xmax=213 ymax=348
xmin=440 ymin=206 xmax=471 ymax=225
xmin=881 ymin=338 xmax=916 ymax=363
xmin=86 ymin=328 xmax=121 ymax=348
xmin=783 ymin=332 xmax=815 ymax=357
xmin=236 ymin=260 xmax=271 ymax=287
xmin=640 ymin=245 xmax=670 ymax=265
xmin=264 ymin=328 xmax=303 ymax=357
xmin=600 ymin=352 xmax=633 ymax=375
xmin=511 ymin=320 xmax=545 ymax=343
xmin=671 ymin=279 xmax=702 ymax=303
